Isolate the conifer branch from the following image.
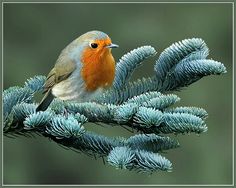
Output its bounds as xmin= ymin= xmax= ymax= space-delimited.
xmin=3 ymin=38 xmax=226 ymax=173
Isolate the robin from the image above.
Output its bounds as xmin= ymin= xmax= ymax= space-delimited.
xmin=36 ymin=30 xmax=118 ymax=111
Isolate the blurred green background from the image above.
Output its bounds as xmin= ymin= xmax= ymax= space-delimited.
xmin=3 ymin=3 xmax=232 ymax=185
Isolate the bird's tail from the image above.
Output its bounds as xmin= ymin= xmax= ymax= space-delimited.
xmin=36 ymin=90 xmax=54 ymax=112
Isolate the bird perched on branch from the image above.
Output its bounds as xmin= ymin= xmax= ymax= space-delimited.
xmin=36 ymin=30 xmax=118 ymax=111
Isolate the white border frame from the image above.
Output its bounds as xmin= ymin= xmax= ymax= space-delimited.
xmin=1 ymin=1 xmax=234 ymax=187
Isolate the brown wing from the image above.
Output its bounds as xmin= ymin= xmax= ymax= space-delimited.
xmin=43 ymin=55 xmax=76 ymax=93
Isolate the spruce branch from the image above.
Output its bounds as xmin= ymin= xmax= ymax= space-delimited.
xmin=154 ymin=38 xmax=209 ymax=83
xmin=113 ymin=46 xmax=157 ymax=90
xmin=3 ymin=38 xmax=226 ymax=173
xmin=107 ymin=147 xmax=172 ymax=173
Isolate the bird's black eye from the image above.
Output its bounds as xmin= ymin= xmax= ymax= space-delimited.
xmin=90 ymin=43 xmax=98 ymax=49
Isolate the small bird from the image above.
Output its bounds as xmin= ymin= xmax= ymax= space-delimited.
xmin=36 ymin=31 xmax=118 ymax=111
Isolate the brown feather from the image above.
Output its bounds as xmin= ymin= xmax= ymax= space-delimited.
xmin=36 ymin=90 xmax=54 ymax=111
xmin=38 ymin=54 xmax=76 ymax=111
xmin=43 ymin=54 xmax=76 ymax=93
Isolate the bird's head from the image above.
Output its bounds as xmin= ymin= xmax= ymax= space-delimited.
xmin=66 ymin=31 xmax=118 ymax=91
xmin=69 ymin=31 xmax=118 ymax=64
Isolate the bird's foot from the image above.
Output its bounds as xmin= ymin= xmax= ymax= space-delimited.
xmin=62 ymin=107 xmax=69 ymax=118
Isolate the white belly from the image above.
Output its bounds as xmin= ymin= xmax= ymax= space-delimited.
xmin=51 ymin=67 xmax=102 ymax=102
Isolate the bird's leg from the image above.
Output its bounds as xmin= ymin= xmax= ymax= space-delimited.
xmin=62 ymin=100 xmax=69 ymax=118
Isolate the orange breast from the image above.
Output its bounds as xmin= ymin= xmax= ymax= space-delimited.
xmin=81 ymin=47 xmax=115 ymax=91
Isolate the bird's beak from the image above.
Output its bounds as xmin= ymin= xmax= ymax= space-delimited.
xmin=106 ymin=43 xmax=119 ymax=48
